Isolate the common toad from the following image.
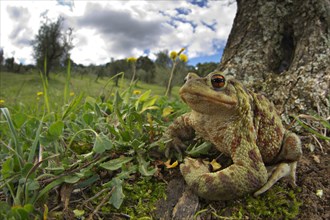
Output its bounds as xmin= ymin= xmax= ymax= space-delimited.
xmin=164 ymin=72 xmax=302 ymax=200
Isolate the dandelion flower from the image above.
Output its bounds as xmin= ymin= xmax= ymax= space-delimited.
xmin=0 ymin=99 xmax=4 ymax=105
xmin=127 ymin=57 xmax=137 ymax=63
xmin=37 ymin=92 xmax=43 ymax=96
xmin=179 ymin=54 xmax=188 ymax=62
xmin=170 ymin=51 xmax=177 ymax=60
xmin=133 ymin=90 xmax=141 ymax=95
xmin=70 ymin=92 xmax=75 ymax=96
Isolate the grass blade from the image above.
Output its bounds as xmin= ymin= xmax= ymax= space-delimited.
xmin=293 ymin=115 xmax=330 ymax=141
xmin=34 ymin=177 xmax=65 ymax=203
xmin=28 ymin=117 xmax=44 ymax=163
xmin=1 ymin=108 xmax=23 ymax=168
xmin=62 ymin=93 xmax=84 ymax=120
xmin=39 ymin=70 xmax=50 ymax=113
xmin=64 ymin=57 xmax=71 ymax=104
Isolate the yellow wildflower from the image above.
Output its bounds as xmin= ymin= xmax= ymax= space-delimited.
xmin=0 ymin=99 xmax=4 ymax=105
xmin=37 ymin=92 xmax=43 ymax=96
xmin=70 ymin=92 xmax=75 ymax=96
xmin=179 ymin=54 xmax=188 ymax=62
xmin=169 ymin=51 xmax=177 ymax=60
xmin=133 ymin=90 xmax=141 ymax=95
xmin=127 ymin=57 xmax=137 ymax=63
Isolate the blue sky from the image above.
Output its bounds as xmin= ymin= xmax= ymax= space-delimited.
xmin=0 ymin=0 xmax=236 ymax=66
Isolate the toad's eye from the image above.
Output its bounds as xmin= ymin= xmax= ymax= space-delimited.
xmin=211 ymin=74 xmax=226 ymax=89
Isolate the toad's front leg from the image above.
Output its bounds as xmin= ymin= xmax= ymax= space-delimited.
xmin=180 ymin=142 xmax=268 ymax=200
xmin=163 ymin=113 xmax=195 ymax=157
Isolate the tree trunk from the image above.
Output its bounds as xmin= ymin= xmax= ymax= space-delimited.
xmin=218 ymin=0 xmax=330 ymax=117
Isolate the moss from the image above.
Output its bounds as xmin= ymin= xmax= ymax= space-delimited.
xmin=94 ymin=177 xmax=166 ymax=219
xmin=244 ymin=186 xmax=301 ymax=219
xmin=207 ymin=185 xmax=301 ymax=220
xmin=120 ymin=178 xmax=166 ymax=219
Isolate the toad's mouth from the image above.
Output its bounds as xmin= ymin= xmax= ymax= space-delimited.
xmin=180 ymin=89 xmax=237 ymax=107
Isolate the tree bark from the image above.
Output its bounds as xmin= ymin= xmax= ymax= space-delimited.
xmin=218 ymin=0 xmax=330 ymax=117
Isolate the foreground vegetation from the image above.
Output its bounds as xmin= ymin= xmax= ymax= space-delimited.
xmin=3 ymin=70 xmax=327 ymax=219
xmin=0 ymin=70 xmax=186 ymax=219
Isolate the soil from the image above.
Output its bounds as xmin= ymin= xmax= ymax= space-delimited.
xmin=296 ymin=139 xmax=329 ymax=220
xmin=154 ymin=138 xmax=330 ymax=220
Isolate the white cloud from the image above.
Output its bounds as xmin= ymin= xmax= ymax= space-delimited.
xmin=0 ymin=0 xmax=236 ymax=65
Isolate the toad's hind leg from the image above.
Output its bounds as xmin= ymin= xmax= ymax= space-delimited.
xmin=254 ymin=162 xmax=297 ymax=196
xmin=254 ymin=132 xmax=302 ymax=196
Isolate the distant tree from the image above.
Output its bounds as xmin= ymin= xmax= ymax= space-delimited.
xmin=136 ymin=56 xmax=155 ymax=83
xmin=0 ymin=48 xmax=3 ymax=66
xmin=107 ymin=59 xmax=130 ymax=86
xmin=32 ymin=16 xmax=73 ymax=79
xmin=155 ymin=50 xmax=172 ymax=69
xmin=95 ymin=65 xmax=107 ymax=82
xmin=5 ymin=57 xmax=15 ymax=72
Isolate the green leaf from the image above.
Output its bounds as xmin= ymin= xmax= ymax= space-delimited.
xmin=12 ymin=206 xmax=29 ymax=219
xmin=138 ymin=90 xmax=151 ymax=102
xmin=73 ymin=209 xmax=85 ymax=217
xmin=108 ymin=177 xmax=124 ymax=209
xmin=26 ymin=179 xmax=40 ymax=191
xmin=48 ymin=121 xmax=64 ymax=138
xmin=140 ymin=106 xmax=159 ymax=113
xmin=12 ymin=112 xmax=27 ymax=129
xmin=83 ymin=113 xmax=94 ymax=125
xmin=85 ymin=96 xmax=96 ymax=105
xmin=35 ymin=177 xmax=65 ymax=203
xmin=1 ymin=157 xmax=14 ymax=179
xmin=140 ymin=96 xmax=159 ymax=113
xmin=76 ymin=174 xmax=99 ymax=189
xmin=93 ymin=133 xmax=113 ymax=153
xmin=107 ymin=125 xmax=120 ymax=139
xmin=116 ymin=165 xmax=137 ymax=179
xmin=0 ymin=201 xmax=10 ymax=214
xmin=186 ymin=142 xmax=213 ymax=157
xmin=100 ymin=157 xmax=133 ymax=171
xmin=64 ymin=175 xmax=81 ymax=184
xmin=94 ymin=103 xmax=102 ymax=117
xmin=21 ymin=163 xmax=34 ymax=178
xmin=23 ymin=204 xmax=34 ymax=213
xmin=138 ymin=155 xmax=156 ymax=176
xmin=135 ymin=90 xmax=151 ymax=110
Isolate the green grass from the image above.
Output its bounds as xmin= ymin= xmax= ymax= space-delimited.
xmin=0 ymin=71 xmax=180 ymax=109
